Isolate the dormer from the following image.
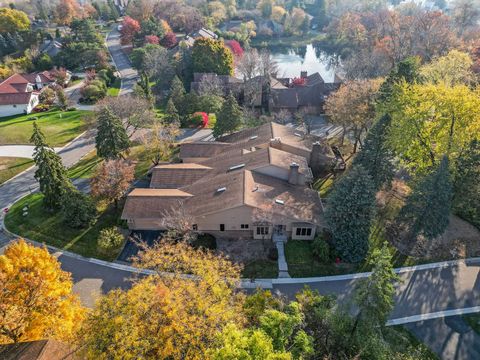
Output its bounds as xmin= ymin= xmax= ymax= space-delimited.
xmin=35 ymin=75 xmax=43 ymax=89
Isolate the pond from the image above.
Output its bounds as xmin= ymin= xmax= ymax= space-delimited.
xmin=269 ymin=44 xmax=338 ymax=83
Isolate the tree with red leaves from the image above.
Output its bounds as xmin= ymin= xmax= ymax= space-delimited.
xmin=145 ymin=35 xmax=159 ymax=45
xmin=120 ymin=16 xmax=141 ymax=45
xmin=225 ymin=40 xmax=244 ymax=58
xmin=160 ymin=32 xmax=177 ymax=48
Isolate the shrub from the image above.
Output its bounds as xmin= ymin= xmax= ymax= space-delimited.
xmin=80 ymin=84 xmax=106 ymax=103
xmin=312 ymin=236 xmax=330 ymax=263
xmin=33 ymin=104 xmax=50 ymax=112
xmin=192 ymin=233 xmax=217 ymax=250
xmin=61 ymin=189 xmax=97 ymax=228
xmin=39 ymin=87 xmax=56 ymax=105
xmin=97 ymin=227 xmax=124 ymax=255
xmin=67 ymin=107 xmax=77 ymax=111
xmin=268 ymin=247 xmax=279 ymax=261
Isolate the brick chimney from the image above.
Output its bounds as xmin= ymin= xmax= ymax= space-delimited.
xmin=288 ymin=162 xmax=300 ymax=185
xmin=300 ymin=71 xmax=308 ymax=79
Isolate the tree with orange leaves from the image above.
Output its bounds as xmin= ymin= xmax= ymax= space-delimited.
xmin=78 ymin=240 xmax=244 ymax=359
xmin=0 ymin=240 xmax=85 ymax=344
xmin=55 ymin=0 xmax=80 ymax=25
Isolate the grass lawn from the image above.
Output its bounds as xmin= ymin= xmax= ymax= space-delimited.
xmin=0 ymin=157 xmax=34 ymax=184
xmin=242 ymin=259 xmax=278 ymax=279
xmin=4 ymin=193 xmax=126 ymax=261
xmin=463 ymin=313 xmax=480 ymax=334
xmin=107 ymin=77 xmax=121 ymax=97
xmin=390 ymin=326 xmax=439 ymax=360
xmin=67 ymin=150 xmax=102 ymax=179
xmin=285 ymin=240 xmax=357 ymax=277
xmin=0 ymin=109 xmax=91 ymax=146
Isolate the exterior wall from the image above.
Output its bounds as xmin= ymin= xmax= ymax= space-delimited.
xmin=254 ymin=165 xmax=306 ymax=185
xmin=126 ymin=218 xmax=166 ymax=230
xmin=271 ymin=142 xmax=311 ymax=163
xmin=0 ymin=103 xmax=30 ymax=117
xmin=181 ymin=157 xmax=210 ymax=163
xmin=195 ymin=206 xmax=254 ymax=232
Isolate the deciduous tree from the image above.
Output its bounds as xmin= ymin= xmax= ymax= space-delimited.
xmin=140 ymin=121 xmax=179 ymax=166
xmin=0 ymin=8 xmax=30 ymax=33
xmin=90 ymin=159 xmax=135 ymax=208
xmin=119 ymin=16 xmax=140 ymax=45
xmin=0 ymin=240 xmax=84 ymax=344
xmin=55 ymin=0 xmax=80 ymax=25
xmin=325 ymin=165 xmax=376 ymax=263
xmin=420 ymin=50 xmax=476 ymax=87
xmin=192 ymin=38 xmax=234 ymax=76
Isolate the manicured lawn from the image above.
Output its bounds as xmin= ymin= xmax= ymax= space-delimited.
xmin=67 ymin=150 xmax=102 ymax=179
xmin=107 ymin=77 xmax=121 ymax=96
xmin=4 ymin=193 xmax=126 ymax=261
xmin=285 ymin=240 xmax=357 ymax=277
xmin=0 ymin=110 xmax=91 ymax=146
xmin=242 ymin=259 xmax=278 ymax=279
xmin=0 ymin=157 xmax=34 ymax=184
xmin=463 ymin=313 xmax=480 ymax=334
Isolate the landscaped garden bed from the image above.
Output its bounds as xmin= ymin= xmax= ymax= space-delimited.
xmin=4 ymin=193 xmax=126 ymax=261
xmin=0 ymin=109 xmax=91 ymax=146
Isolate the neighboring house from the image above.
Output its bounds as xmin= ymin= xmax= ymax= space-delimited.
xmin=39 ymin=39 xmax=63 ymax=58
xmin=191 ymin=71 xmax=341 ymax=114
xmin=122 ymin=122 xmax=335 ymax=242
xmin=0 ymin=340 xmax=82 ymax=360
xmin=0 ymin=71 xmax=64 ymax=117
xmin=181 ymin=27 xmax=218 ymax=48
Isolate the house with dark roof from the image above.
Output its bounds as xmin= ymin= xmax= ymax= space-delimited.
xmin=122 ymin=122 xmax=334 ymax=242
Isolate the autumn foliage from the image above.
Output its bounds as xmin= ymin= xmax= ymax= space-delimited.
xmin=0 ymin=240 xmax=84 ymax=344
xmin=120 ymin=16 xmax=141 ymax=45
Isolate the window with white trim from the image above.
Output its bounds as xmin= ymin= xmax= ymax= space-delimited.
xmin=240 ymin=224 xmax=249 ymax=229
xmin=295 ymin=227 xmax=312 ymax=236
xmin=256 ymin=226 xmax=269 ymax=235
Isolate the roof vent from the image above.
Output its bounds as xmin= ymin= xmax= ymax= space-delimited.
xmin=249 ymin=135 xmax=258 ymax=140
xmin=229 ymin=163 xmax=245 ymax=171
xmin=275 ymin=199 xmax=285 ymax=205
xmin=217 ymin=187 xmax=226 ymax=193
xmin=294 ymin=132 xmax=303 ymax=137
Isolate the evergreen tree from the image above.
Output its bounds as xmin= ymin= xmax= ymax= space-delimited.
xmin=353 ymin=114 xmax=394 ymax=190
xmin=213 ymin=93 xmax=242 ymax=138
xmin=61 ymin=187 xmax=96 ymax=228
xmin=354 ymin=243 xmax=399 ymax=330
xmin=325 ymin=165 xmax=376 ymax=263
xmin=400 ymin=156 xmax=452 ymax=240
xmin=452 ymin=139 xmax=480 ymax=228
xmin=30 ymin=122 xmax=71 ymax=209
xmin=95 ymin=107 xmax=130 ymax=160
xmin=169 ymin=75 xmax=186 ymax=113
xmin=165 ymin=98 xmax=180 ymax=125
xmin=136 ymin=71 xmax=153 ymax=104
xmin=378 ymin=56 xmax=422 ymax=103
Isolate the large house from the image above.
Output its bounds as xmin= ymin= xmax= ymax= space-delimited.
xmin=0 ymin=71 xmax=57 ymax=117
xmin=122 ymin=122 xmax=335 ymax=242
xmin=191 ymin=71 xmax=341 ymax=114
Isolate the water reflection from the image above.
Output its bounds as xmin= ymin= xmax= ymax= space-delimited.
xmin=270 ymin=44 xmax=338 ymax=82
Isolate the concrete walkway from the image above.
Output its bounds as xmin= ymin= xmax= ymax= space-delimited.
xmin=0 ymin=145 xmax=62 ymax=159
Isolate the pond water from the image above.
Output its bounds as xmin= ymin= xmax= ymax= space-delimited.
xmin=270 ymin=44 xmax=338 ymax=83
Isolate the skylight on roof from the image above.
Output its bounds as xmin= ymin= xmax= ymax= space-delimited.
xmin=249 ymin=135 xmax=258 ymax=140
xmin=229 ymin=163 xmax=245 ymax=171
xmin=275 ymin=199 xmax=285 ymax=205
xmin=217 ymin=187 xmax=227 ymax=193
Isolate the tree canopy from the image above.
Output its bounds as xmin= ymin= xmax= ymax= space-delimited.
xmin=192 ymin=38 xmax=234 ymax=76
xmin=0 ymin=8 xmax=30 ymax=33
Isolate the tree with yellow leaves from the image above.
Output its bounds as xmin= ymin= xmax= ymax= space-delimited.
xmin=0 ymin=240 xmax=85 ymax=344
xmin=78 ymin=240 xmax=245 ymax=359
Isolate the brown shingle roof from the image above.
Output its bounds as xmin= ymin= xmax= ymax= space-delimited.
xmin=0 ymin=92 xmax=35 ymax=105
xmin=150 ymin=163 xmax=212 ymax=188
xmin=179 ymin=142 xmax=231 ymax=159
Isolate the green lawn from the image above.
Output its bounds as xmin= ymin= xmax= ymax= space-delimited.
xmin=0 ymin=157 xmax=34 ymax=184
xmin=107 ymin=78 xmax=121 ymax=97
xmin=0 ymin=110 xmax=91 ymax=146
xmin=285 ymin=240 xmax=357 ymax=277
xmin=463 ymin=313 xmax=480 ymax=334
xmin=242 ymin=259 xmax=278 ymax=279
xmin=4 ymin=193 xmax=126 ymax=261
xmin=67 ymin=150 xmax=102 ymax=179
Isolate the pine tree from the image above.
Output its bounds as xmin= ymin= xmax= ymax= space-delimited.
xmin=352 ymin=114 xmax=394 ymax=190
xmin=354 ymin=243 xmax=399 ymax=329
xmin=325 ymin=165 xmax=376 ymax=263
xmin=169 ymin=75 xmax=186 ymax=113
xmin=378 ymin=56 xmax=422 ymax=103
xmin=400 ymin=156 xmax=452 ymax=240
xmin=165 ymin=98 xmax=180 ymax=125
xmin=95 ymin=107 xmax=130 ymax=159
xmin=452 ymin=139 xmax=480 ymax=228
xmin=30 ymin=122 xmax=71 ymax=209
xmin=213 ymin=93 xmax=242 ymax=138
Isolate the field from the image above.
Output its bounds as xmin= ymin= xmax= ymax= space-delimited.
xmin=0 ymin=157 xmax=34 ymax=184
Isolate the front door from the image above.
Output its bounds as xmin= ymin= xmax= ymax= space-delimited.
xmin=273 ymin=225 xmax=286 ymax=235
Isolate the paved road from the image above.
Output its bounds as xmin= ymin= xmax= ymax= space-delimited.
xmin=0 ymin=145 xmax=63 ymax=159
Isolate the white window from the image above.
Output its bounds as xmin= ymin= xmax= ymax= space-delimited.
xmin=256 ymin=226 xmax=269 ymax=235
xmin=240 ymin=224 xmax=249 ymax=229
xmin=296 ymin=228 xmax=312 ymax=236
